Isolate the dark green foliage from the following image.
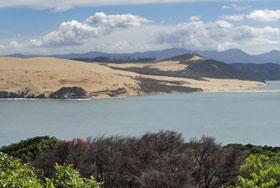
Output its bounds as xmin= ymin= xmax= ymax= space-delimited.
xmin=0 ymin=136 xmax=59 ymax=162
xmin=186 ymin=59 xmax=250 ymax=80
xmin=232 ymin=63 xmax=280 ymax=81
xmin=49 ymin=87 xmax=87 ymax=99
xmin=226 ymin=143 xmax=280 ymax=155
xmin=138 ymin=77 xmax=202 ymax=93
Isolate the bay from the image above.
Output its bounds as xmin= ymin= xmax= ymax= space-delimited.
xmin=1 ymin=81 xmax=280 ymax=146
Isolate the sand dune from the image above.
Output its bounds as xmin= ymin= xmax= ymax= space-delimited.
xmin=0 ymin=57 xmax=140 ymax=98
xmin=108 ymin=60 xmax=188 ymax=72
xmin=187 ymin=55 xmax=206 ymax=62
xmin=0 ymin=57 xmax=264 ymax=98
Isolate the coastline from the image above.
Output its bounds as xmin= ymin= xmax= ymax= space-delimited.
xmin=0 ymin=81 xmax=274 ymax=101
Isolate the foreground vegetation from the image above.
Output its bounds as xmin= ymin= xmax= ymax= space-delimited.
xmin=1 ymin=132 xmax=280 ymax=188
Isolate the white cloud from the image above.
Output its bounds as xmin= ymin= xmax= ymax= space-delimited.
xmin=83 ymin=25 xmax=171 ymax=53
xmin=30 ymin=12 xmax=150 ymax=48
xmin=223 ymin=9 xmax=280 ymax=22
xmin=0 ymin=40 xmax=25 ymax=54
xmin=221 ymin=3 xmax=250 ymax=12
xmin=156 ymin=19 xmax=280 ymax=53
xmin=215 ymin=20 xmax=233 ymax=28
xmin=156 ymin=19 xmax=237 ymax=51
xmin=8 ymin=41 xmax=21 ymax=48
xmin=30 ymin=20 xmax=97 ymax=47
xmin=223 ymin=15 xmax=245 ymax=21
xmin=247 ymin=9 xmax=280 ymax=22
xmin=85 ymin=12 xmax=150 ymax=27
xmin=0 ymin=0 xmax=219 ymax=10
xmin=190 ymin=16 xmax=200 ymax=21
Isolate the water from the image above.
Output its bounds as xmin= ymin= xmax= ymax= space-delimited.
xmin=1 ymin=81 xmax=280 ymax=147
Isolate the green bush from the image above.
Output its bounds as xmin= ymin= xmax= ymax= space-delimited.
xmin=0 ymin=152 xmax=102 ymax=188
xmin=0 ymin=136 xmax=59 ymax=162
xmin=235 ymin=153 xmax=280 ymax=188
xmin=0 ymin=152 xmax=43 ymax=188
xmin=50 ymin=163 xmax=102 ymax=188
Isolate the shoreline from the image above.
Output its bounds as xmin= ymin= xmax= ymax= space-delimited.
xmin=0 ymin=81 xmax=278 ymax=101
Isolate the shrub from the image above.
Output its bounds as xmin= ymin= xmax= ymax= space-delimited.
xmin=48 ymin=163 xmax=102 ymax=188
xmin=0 ymin=152 xmax=43 ymax=188
xmin=226 ymin=143 xmax=280 ymax=155
xmin=235 ymin=153 xmax=280 ymax=188
xmin=0 ymin=136 xmax=59 ymax=162
xmin=0 ymin=152 xmax=102 ymax=188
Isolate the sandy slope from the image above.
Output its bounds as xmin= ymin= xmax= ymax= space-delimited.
xmin=0 ymin=57 xmax=140 ymax=97
xmin=108 ymin=61 xmax=188 ymax=71
xmin=0 ymin=57 xmax=264 ymax=98
xmin=113 ymin=69 xmax=264 ymax=92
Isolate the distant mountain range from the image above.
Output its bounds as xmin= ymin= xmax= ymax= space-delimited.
xmin=6 ymin=48 xmax=280 ymax=64
xmin=196 ymin=49 xmax=280 ymax=64
xmin=7 ymin=48 xmax=188 ymax=61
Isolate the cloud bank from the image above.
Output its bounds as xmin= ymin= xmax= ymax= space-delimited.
xmin=30 ymin=12 xmax=150 ymax=48
xmin=4 ymin=8 xmax=280 ymax=55
xmin=247 ymin=9 xmax=280 ymax=22
xmin=224 ymin=9 xmax=280 ymax=22
xmin=28 ymin=14 xmax=280 ymax=54
xmin=156 ymin=19 xmax=280 ymax=52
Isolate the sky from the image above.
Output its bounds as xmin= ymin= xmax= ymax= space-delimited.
xmin=1 ymin=0 xmax=280 ymax=55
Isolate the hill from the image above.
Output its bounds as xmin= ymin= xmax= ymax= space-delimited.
xmin=231 ymin=63 xmax=280 ymax=80
xmin=107 ymin=53 xmax=263 ymax=81
xmin=0 ymin=56 xmax=262 ymax=98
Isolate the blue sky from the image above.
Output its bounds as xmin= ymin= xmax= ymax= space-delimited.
xmin=1 ymin=0 xmax=280 ymax=55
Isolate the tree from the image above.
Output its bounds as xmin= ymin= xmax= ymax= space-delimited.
xmin=189 ymin=137 xmax=244 ymax=188
xmin=34 ymin=132 xmax=244 ymax=188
